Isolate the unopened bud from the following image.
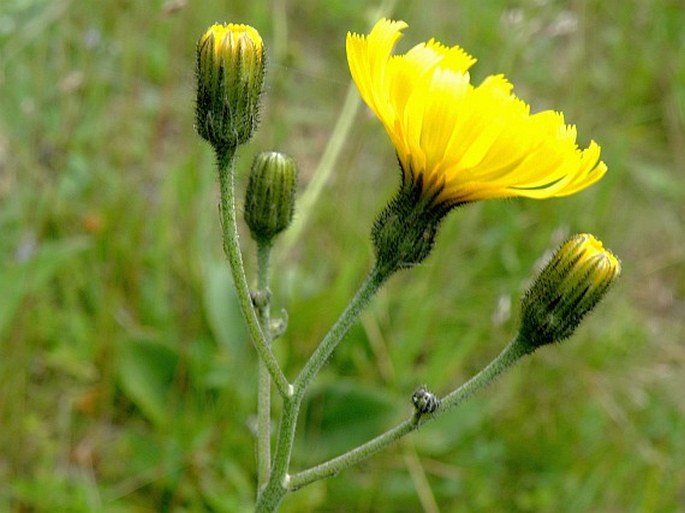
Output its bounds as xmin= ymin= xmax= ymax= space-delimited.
xmin=519 ymin=233 xmax=621 ymax=350
xmin=195 ymin=23 xmax=265 ymax=152
xmin=244 ymin=152 xmax=297 ymax=244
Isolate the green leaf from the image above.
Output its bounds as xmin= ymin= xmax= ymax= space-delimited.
xmin=117 ymin=338 xmax=179 ymax=425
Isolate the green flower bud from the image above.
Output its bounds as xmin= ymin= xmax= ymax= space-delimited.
xmin=244 ymin=152 xmax=297 ymax=244
xmin=195 ymin=23 xmax=265 ymax=153
xmin=519 ymin=233 xmax=621 ymax=350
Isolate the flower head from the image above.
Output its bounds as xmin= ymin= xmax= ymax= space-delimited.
xmin=519 ymin=233 xmax=621 ymax=349
xmin=195 ymin=23 xmax=265 ymax=152
xmin=244 ymin=151 xmax=298 ymax=245
xmin=346 ymin=19 xmax=607 ymax=207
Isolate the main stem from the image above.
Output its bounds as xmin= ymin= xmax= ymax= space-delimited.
xmin=256 ymin=240 xmax=274 ymax=491
xmin=255 ymin=265 xmax=388 ymax=512
xmin=288 ymin=335 xmax=533 ymax=490
xmin=216 ymin=149 xmax=291 ymax=398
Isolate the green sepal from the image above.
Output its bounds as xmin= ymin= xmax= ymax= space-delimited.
xmin=371 ymin=167 xmax=454 ymax=278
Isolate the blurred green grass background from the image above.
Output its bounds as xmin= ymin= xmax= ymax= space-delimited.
xmin=1 ymin=0 xmax=684 ymax=511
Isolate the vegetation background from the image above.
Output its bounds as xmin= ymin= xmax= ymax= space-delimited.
xmin=1 ymin=0 xmax=683 ymax=511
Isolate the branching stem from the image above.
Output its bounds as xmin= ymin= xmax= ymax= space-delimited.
xmin=216 ymin=149 xmax=291 ymax=398
xmin=256 ymin=266 xmax=388 ymax=512
xmin=289 ymin=336 xmax=532 ymax=490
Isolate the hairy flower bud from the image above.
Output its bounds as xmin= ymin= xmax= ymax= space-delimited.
xmin=244 ymin=152 xmax=298 ymax=245
xmin=519 ymin=233 xmax=621 ymax=350
xmin=195 ymin=23 xmax=265 ymax=152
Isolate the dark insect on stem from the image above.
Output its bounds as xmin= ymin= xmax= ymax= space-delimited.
xmin=411 ymin=385 xmax=440 ymax=415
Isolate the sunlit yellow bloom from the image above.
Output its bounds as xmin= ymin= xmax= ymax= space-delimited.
xmin=346 ymin=19 xmax=607 ymax=206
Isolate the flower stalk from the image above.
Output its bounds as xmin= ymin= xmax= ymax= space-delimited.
xmin=289 ymin=335 xmax=533 ymax=491
xmin=216 ymin=149 xmax=291 ymax=398
xmin=255 ymin=239 xmax=274 ymax=491
xmin=256 ymin=264 xmax=389 ymax=512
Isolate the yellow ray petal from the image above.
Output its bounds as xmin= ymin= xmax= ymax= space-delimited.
xmin=347 ymin=19 xmax=607 ymax=205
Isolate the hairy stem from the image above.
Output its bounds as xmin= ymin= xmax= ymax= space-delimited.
xmin=256 ymin=240 xmax=274 ymax=491
xmin=289 ymin=335 xmax=533 ymax=490
xmin=216 ymin=149 xmax=291 ymax=398
xmin=256 ymin=265 xmax=388 ymax=512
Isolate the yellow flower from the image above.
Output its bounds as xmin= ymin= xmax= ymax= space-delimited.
xmin=195 ymin=23 xmax=265 ymax=152
xmin=347 ymin=18 xmax=607 ymax=206
xmin=571 ymin=234 xmax=621 ymax=287
xmin=519 ymin=233 xmax=621 ymax=348
xmin=203 ymin=23 xmax=262 ymax=49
